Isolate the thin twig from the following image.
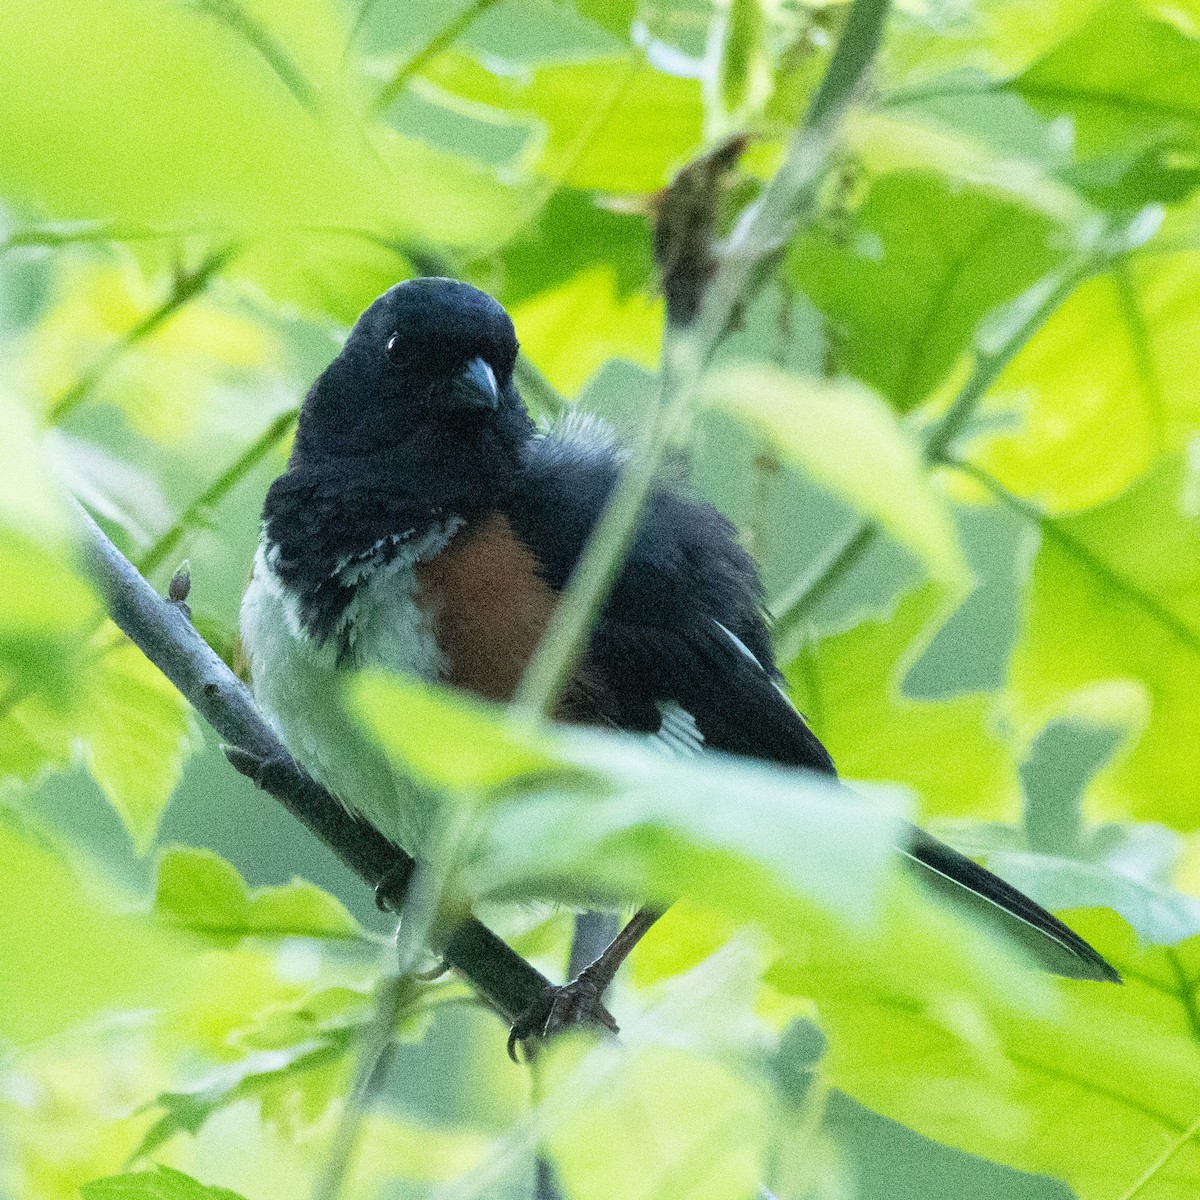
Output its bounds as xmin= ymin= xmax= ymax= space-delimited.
xmin=47 ymin=246 xmax=238 ymax=425
xmin=314 ymin=807 xmax=472 ymax=1200
xmin=371 ymin=0 xmax=503 ymax=115
xmin=312 ymin=971 xmax=408 ymax=1200
xmin=137 ymin=406 xmax=299 ymax=578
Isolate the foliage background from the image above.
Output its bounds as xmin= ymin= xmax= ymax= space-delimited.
xmin=2 ymin=0 xmax=1200 ymax=1197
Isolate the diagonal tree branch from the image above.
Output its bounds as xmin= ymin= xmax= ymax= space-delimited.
xmin=72 ymin=500 xmax=554 ymax=1025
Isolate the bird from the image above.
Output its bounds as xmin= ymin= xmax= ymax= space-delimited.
xmin=239 ymin=276 xmax=1119 ymax=1023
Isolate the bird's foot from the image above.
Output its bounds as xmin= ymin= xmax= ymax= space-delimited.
xmin=506 ymin=907 xmax=662 ymax=1062
xmin=507 ymin=968 xmax=620 ymax=1063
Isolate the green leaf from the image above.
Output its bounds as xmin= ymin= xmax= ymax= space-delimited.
xmin=154 ymin=846 xmax=361 ymax=941
xmin=974 ymin=250 xmax=1200 ymax=513
xmin=794 ymin=908 xmax=1200 ymax=1198
xmin=825 ymin=1091 xmax=1078 ymax=1200
xmin=133 ymin=1037 xmax=353 ymax=1161
xmin=79 ymin=641 xmax=199 ymax=853
xmin=463 ymin=731 xmax=911 ymax=927
xmin=509 ymin=265 xmax=663 ymax=395
xmin=707 ymin=366 xmax=970 ymax=586
xmin=421 ymin=51 xmax=704 ymax=192
xmin=1014 ymin=0 xmax=1200 ymax=206
xmin=573 ymin=0 xmax=637 ymax=38
xmin=546 ymin=1042 xmax=767 ymax=1200
xmin=789 ymin=171 xmax=1063 ymax=412
xmin=1004 ymin=455 xmax=1200 ymax=829
xmin=0 ymin=0 xmax=523 ymax=313
xmin=352 ymin=671 xmax=573 ymax=797
xmin=983 ymin=852 xmax=1200 ymax=947
xmin=497 ymin=188 xmax=654 ymax=308
xmin=0 ymin=812 xmax=201 ymax=1043
xmin=82 ymin=1166 xmax=248 ymax=1200
xmin=711 ymin=0 xmax=774 ymax=136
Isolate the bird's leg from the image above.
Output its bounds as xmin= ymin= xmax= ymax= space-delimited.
xmin=507 ymin=907 xmax=662 ymax=1060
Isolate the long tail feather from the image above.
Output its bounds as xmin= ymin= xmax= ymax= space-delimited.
xmin=901 ymin=825 xmax=1121 ymax=984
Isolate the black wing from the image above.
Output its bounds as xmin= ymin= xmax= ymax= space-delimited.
xmin=502 ymin=423 xmax=1118 ymax=984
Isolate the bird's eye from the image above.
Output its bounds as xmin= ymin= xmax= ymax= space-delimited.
xmin=385 ymin=332 xmax=399 ymax=358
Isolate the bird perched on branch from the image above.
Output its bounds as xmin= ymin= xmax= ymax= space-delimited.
xmin=240 ymin=277 xmax=1118 ymax=1032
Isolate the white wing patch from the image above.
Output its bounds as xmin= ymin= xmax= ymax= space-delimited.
xmin=653 ymin=702 xmax=705 ymax=757
xmin=712 ymin=619 xmax=764 ymax=670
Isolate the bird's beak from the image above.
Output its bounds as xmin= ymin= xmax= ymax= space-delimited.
xmin=452 ymin=356 xmax=500 ymax=413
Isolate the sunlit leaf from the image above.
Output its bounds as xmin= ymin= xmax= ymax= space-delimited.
xmin=546 ymin=1041 xmax=767 ymax=1200
xmin=784 ymin=582 xmax=1019 ymax=820
xmin=1013 ymin=0 xmax=1200 ymax=207
xmin=0 ymin=812 xmax=206 ymax=1043
xmin=509 ymin=265 xmax=663 ymax=395
xmin=793 ymin=907 xmax=1200 ymax=1198
xmin=79 ymin=641 xmax=199 ymax=853
xmin=789 ymin=171 xmax=1064 ymax=412
xmin=1004 ymin=455 xmax=1200 ymax=829
xmin=154 ymin=846 xmax=362 ymax=941
xmin=975 ymin=251 xmax=1200 ymax=512
xmin=82 ymin=1166 xmax=248 ymax=1200
xmin=420 ymin=51 xmax=704 ymax=192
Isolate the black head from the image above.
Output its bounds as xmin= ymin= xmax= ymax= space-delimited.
xmin=262 ymin=280 xmax=537 ymax=631
xmin=290 ymin=278 xmax=534 ymax=489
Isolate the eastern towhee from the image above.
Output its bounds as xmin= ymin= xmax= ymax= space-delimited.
xmin=240 ymin=277 xmax=1118 ymax=988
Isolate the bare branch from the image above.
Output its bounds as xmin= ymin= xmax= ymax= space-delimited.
xmin=72 ymin=499 xmax=553 ymax=1024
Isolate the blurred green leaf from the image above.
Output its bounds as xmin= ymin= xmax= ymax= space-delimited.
xmin=0 ymin=809 xmax=275 ymax=1045
xmin=352 ymin=672 xmax=571 ymax=796
xmin=789 ymin=171 xmax=1063 ymax=412
xmin=824 ymin=1091 xmax=1076 ymax=1200
xmin=1014 ymin=0 xmax=1200 ymax=207
xmin=707 ymin=367 xmax=970 ymax=586
xmin=1004 ymin=455 xmax=1200 ymax=829
xmin=975 ymin=251 xmax=1200 ymax=512
xmin=421 ymin=51 xmax=704 ymax=192
xmin=496 ymin=188 xmax=654 ymax=306
xmin=983 ymin=852 xmax=1200 ymax=946
xmin=509 ymin=264 xmax=663 ymax=394
xmin=546 ymin=1042 xmax=768 ymax=1200
xmin=82 ymin=1166 xmax=248 ymax=1200
xmin=464 ymin=731 xmax=911 ymax=929
xmin=0 ymin=0 xmax=524 ymax=319
xmin=154 ymin=846 xmax=362 ymax=941
xmin=572 ymin=0 xmax=637 ymax=38
xmin=774 ymin=901 xmax=1200 ymax=1198
xmin=132 ymin=1037 xmax=351 ymax=1161
xmin=787 ymin=578 xmax=1022 ymax=825
xmin=79 ymin=641 xmax=199 ymax=853
xmin=711 ymin=0 xmax=774 ymax=136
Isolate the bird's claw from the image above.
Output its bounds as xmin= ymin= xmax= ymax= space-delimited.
xmin=506 ymin=972 xmax=620 ymax=1063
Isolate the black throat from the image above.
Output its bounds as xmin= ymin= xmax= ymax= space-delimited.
xmin=262 ymin=424 xmax=528 ymax=648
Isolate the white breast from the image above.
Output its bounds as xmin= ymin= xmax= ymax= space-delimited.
xmin=238 ymin=521 xmax=461 ymax=849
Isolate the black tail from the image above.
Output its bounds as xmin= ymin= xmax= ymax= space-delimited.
xmin=901 ymin=825 xmax=1121 ymax=984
